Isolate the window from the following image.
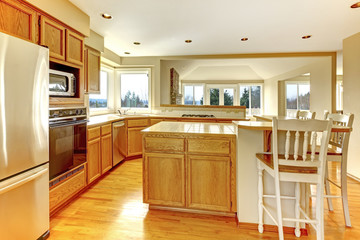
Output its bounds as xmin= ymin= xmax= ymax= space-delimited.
xmin=119 ymin=69 xmax=150 ymax=109
xmin=336 ymin=80 xmax=343 ymax=111
xmin=239 ymin=85 xmax=262 ymax=115
xmin=183 ymin=85 xmax=203 ymax=105
xmin=206 ymin=85 xmax=236 ymax=106
xmin=286 ymin=82 xmax=310 ymax=117
xmin=89 ymin=71 xmax=108 ymax=109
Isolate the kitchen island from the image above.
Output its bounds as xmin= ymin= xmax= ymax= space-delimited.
xmin=141 ymin=121 xmax=237 ymax=215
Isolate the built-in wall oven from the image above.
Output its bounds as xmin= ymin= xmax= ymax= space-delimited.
xmin=49 ymin=107 xmax=87 ymax=180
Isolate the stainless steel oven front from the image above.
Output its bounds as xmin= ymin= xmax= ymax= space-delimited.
xmin=49 ymin=107 xmax=87 ymax=180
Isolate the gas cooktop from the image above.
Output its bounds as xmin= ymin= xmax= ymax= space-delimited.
xmin=181 ymin=114 xmax=216 ymax=118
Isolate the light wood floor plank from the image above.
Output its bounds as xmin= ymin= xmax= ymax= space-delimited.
xmin=49 ymin=159 xmax=360 ymax=239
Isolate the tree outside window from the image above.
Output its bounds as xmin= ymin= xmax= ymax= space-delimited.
xmin=286 ymin=82 xmax=310 ymax=117
xmin=240 ymin=85 xmax=262 ymax=115
xmin=120 ymin=72 xmax=149 ymax=108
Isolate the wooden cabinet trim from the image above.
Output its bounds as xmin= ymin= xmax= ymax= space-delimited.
xmin=0 ymin=0 xmax=37 ymax=43
xmin=186 ymin=155 xmax=231 ymax=212
xmin=88 ymin=126 xmax=100 ymax=141
xmin=40 ymin=15 xmax=65 ymax=61
xmin=127 ymin=118 xmax=149 ymax=128
xmin=144 ymin=153 xmax=186 ymax=207
xmin=66 ymin=29 xmax=84 ymax=66
xmin=101 ymin=124 xmax=111 ymax=136
xmin=49 ymin=167 xmax=86 ymax=212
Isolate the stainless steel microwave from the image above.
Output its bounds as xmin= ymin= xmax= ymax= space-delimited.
xmin=49 ymin=69 xmax=76 ymax=97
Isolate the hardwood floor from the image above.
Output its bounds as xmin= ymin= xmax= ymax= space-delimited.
xmin=49 ymin=159 xmax=360 ymax=240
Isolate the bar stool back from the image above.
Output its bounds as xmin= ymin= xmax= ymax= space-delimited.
xmin=296 ymin=110 xmax=316 ymax=120
xmin=256 ymin=118 xmax=332 ymax=240
xmin=324 ymin=112 xmax=354 ymax=227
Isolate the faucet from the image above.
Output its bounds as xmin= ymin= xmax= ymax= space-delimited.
xmin=117 ymin=109 xmax=122 ymax=115
xmin=124 ymin=109 xmax=130 ymax=115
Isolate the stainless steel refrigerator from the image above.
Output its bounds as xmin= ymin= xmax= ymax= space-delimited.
xmin=0 ymin=32 xmax=50 ymax=239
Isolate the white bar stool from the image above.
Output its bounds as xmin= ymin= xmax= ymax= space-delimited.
xmin=257 ymin=118 xmax=332 ymax=240
xmin=296 ymin=110 xmax=316 ymax=120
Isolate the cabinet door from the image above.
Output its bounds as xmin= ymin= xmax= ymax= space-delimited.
xmin=128 ymin=127 xmax=146 ymax=156
xmin=87 ymin=137 xmax=101 ymax=184
xmin=0 ymin=0 xmax=37 ymax=43
xmin=187 ymin=155 xmax=231 ymax=212
xmin=66 ymin=29 xmax=84 ymax=65
xmin=85 ymin=46 xmax=100 ymax=93
xmin=40 ymin=16 xmax=65 ymax=61
xmin=101 ymin=134 xmax=112 ymax=174
xmin=144 ymin=153 xmax=185 ymax=207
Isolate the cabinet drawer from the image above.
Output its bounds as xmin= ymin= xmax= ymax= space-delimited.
xmin=150 ymin=118 xmax=163 ymax=126
xmin=49 ymin=169 xmax=86 ymax=212
xmin=101 ymin=124 xmax=111 ymax=136
xmin=188 ymin=138 xmax=230 ymax=155
xmin=88 ymin=126 xmax=100 ymax=141
xmin=127 ymin=118 xmax=149 ymax=128
xmin=144 ymin=137 xmax=185 ymax=152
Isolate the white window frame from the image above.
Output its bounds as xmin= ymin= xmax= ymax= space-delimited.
xmin=238 ymin=83 xmax=263 ymax=116
xmin=285 ymin=81 xmax=310 ymax=111
xmin=205 ymin=84 xmax=237 ymax=106
xmin=182 ymin=83 xmax=205 ymax=105
xmin=89 ymin=65 xmax=115 ymax=116
xmin=117 ymin=68 xmax=152 ymax=113
xmin=336 ymin=80 xmax=343 ymax=111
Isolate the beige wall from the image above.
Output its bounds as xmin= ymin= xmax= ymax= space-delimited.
xmin=263 ymin=58 xmax=332 ymax=118
xmin=25 ymin=0 xmax=90 ymax=36
xmin=343 ymin=32 xmax=360 ymax=179
xmin=101 ymin=48 xmax=122 ymax=67
xmin=85 ymin=30 xmax=104 ymax=52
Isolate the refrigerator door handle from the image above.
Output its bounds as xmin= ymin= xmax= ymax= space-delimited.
xmin=0 ymin=168 xmax=48 ymax=195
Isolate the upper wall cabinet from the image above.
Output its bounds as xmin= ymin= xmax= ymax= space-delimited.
xmin=40 ymin=16 xmax=66 ymax=61
xmin=66 ymin=30 xmax=84 ymax=66
xmin=84 ymin=46 xmax=100 ymax=93
xmin=40 ymin=16 xmax=84 ymax=66
xmin=0 ymin=0 xmax=37 ymax=43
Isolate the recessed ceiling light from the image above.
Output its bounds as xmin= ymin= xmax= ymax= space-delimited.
xmin=241 ymin=38 xmax=248 ymax=41
xmin=124 ymin=52 xmax=130 ymax=55
xmin=101 ymin=13 xmax=113 ymax=19
xmin=185 ymin=40 xmax=192 ymax=43
xmin=302 ymin=35 xmax=312 ymax=39
xmin=133 ymin=42 xmax=141 ymax=45
xmin=351 ymin=2 xmax=360 ymax=8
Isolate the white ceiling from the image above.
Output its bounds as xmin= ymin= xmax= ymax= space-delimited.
xmin=162 ymin=57 xmax=327 ymax=80
xmin=69 ymin=0 xmax=360 ymax=57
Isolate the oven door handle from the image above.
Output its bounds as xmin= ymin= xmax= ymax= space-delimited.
xmin=49 ymin=119 xmax=88 ymax=128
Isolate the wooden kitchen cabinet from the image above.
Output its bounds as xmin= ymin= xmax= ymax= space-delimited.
xmin=142 ymin=128 xmax=236 ymax=214
xmin=187 ymin=155 xmax=231 ymax=212
xmin=0 ymin=0 xmax=37 ymax=43
xmin=128 ymin=127 xmax=146 ymax=156
xmin=100 ymin=124 xmax=112 ymax=174
xmin=84 ymin=46 xmax=100 ymax=93
xmin=87 ymin=136 xmax=101 ymax=184
xmin=66 ymin=29 xmax=84 ymax=65
xmin=87 ymin=124 xmax=113 ymax=183
xmin=40 ymin=16 xmax=66 ymax=61
xmin=144 ymin=153 xmax=185 ymax=207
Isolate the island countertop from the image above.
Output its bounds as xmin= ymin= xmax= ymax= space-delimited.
xmin=141 ymin=121 xmax=236 ymax=136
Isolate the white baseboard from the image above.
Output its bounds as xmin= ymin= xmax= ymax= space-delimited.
xmin=347 ymin=173 xmax=360 ymax=183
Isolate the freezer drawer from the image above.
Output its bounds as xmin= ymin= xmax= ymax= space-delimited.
xmin=0 ymin=164 xmax=50 ymax=239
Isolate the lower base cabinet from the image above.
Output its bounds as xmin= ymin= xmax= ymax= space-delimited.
xmin=144 ymin=153 xmax=185 ymax=207
xmin=187 ymin=155 xmax=231 ymax=212
xmin=142 ymin=134 xmax=236 ymax=213
xmin=49 ymin=164 xmax=87 ymax=213
xmin=87 ymin=137 xmax=101 ymax=184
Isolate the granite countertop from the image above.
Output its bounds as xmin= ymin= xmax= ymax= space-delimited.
xmin=141 ymin=121 xmax=237 ymax=136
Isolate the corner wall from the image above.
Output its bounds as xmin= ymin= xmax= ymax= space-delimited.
xmin=343 ymin=32 xmax=360 ymax=178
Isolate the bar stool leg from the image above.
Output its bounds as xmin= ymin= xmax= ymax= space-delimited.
xmin=315 ymin=182 xmax=324 ymax=240
xmin=257 ymin=163 xmax=264 ymax=233
xmin=295 ymin=182 xmax=301 ymax=237
xmin=341 ymin=154 xmax=352 ymax=227
xmin=274 ymin=175 xmax=284 ymax=240
xmin=325 ymin=162 xmax=334 ymax=211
